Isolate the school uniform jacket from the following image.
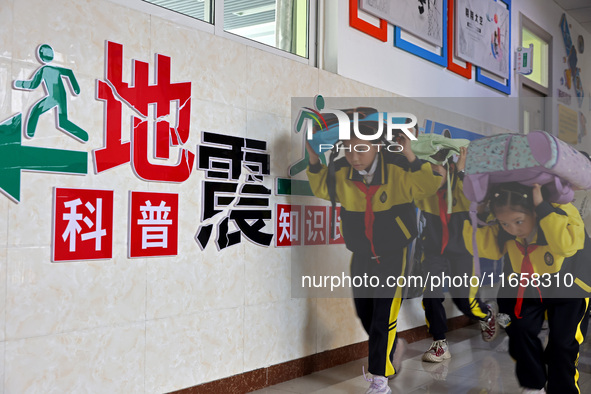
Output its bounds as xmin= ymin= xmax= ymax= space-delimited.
xmin=415 ymin=172 xmax=471 ymax=255
xmin=463 ymin=201 xmax=591 ymax=296
xmin=307 ymin=152 xmax=441 ymax=257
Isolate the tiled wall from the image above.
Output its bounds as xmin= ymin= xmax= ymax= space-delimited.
xmin=0 ymin=0 xmax=403 ymax=392
xmin=0 ymin=0 xmax=524 ymax=391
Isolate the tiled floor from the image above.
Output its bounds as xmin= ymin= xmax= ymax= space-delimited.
xmin=251 ymin=323 xmax=591 ymax=393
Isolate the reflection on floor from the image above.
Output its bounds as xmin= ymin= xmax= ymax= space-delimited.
xmin=250 ymin=323 xmax=591 ymax=393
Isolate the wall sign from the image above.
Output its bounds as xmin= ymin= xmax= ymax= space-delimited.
xmin=93 ymin=41 xmax=195 ymax=182
xmin=129 ymin=191 xmax=179 ymax=258
xmin=276 ymin=204 xmax=302 ymax=247
xmin=515 ymin=44 xmax=533 ymax=75
xmin=195 ymin=131 xmax=273 ymax=250
xmin=53 ymin=188 xmax=114 ymax=262
xmin=0 ymin=44 xmax=88 ymax=203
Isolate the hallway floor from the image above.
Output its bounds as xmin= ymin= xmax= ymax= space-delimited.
xmin=250 ymin=323 xmax=591 ymax=393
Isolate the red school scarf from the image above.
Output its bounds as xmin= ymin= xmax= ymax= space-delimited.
xmin=514 ymin=242 xmax=542 ymax=319
xmin=353 ymin=181 xmax=381 ymax=263
xmin=437 ymin=189 xmax=451 ymax=254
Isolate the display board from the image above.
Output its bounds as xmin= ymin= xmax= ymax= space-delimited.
xmin=455 ymin=0 xmax=510 ymax=79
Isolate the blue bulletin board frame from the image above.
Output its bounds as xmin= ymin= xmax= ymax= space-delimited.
xmin=393 ymin=0 xmax=448 ymax=67
xmin=475 ymin=0 xmax=512 ymax=95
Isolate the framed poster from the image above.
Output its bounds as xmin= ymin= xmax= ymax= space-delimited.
xmin=360 ymin=0 xmax=444 ymax=47
xmin=455 ymin=0 xmax=510 ymax=79
xmin=447 ymin=0 xmax=472 ymax=78
xmin=349 ymin=0 xmax=388 ymax=42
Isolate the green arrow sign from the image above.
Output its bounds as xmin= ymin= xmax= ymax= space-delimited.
xmin=0 ymin=113 xmax=88 ymax=202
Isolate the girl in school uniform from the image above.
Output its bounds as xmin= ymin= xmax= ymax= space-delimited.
xmin=464 ymin=182 xmax=590 ymax=394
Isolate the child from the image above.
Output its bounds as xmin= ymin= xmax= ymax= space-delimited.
xmin=464 ymin=182 xmax=590 ymax=393
xmin=417 ymin=147 xmax=499 ymax=363
xmin=306 ymin=114 xmax=443 ymax=394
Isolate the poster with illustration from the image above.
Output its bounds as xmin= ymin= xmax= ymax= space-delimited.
xmin=455 ymin=0 xmax=510 ymax=79
xmin=359 ymin=0 xmax=444 ymax=47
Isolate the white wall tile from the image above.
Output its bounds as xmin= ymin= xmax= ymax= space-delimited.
xmin=244 ymin=239 xmax=291 ymax=306
xmin=316 ymin=298 xmax=367 ymax=353
xmin=151 ymin=16 xmax=249 ymax=109
xmin=244 ymin=299 xmax=316 ymax=370
xmin=12 ymin=0 xmax=151 ymax=78
xmin=246 ymin=47 xmax=319 ymax=118
xmin=145 ymin=308 xmax=244 ymax=393
xmin=0 ymin=0 xmax=12 ymax=61
xmin=5 ymin=247 xmax=146 ymax=339
xmin=5 ymin=323 xmax=145 ymax=393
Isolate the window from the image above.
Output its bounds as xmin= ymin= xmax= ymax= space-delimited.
xmin=522 ymin=27 xmax=549 ymax=88
xmin=224 ymin=0 xmax=309 ymax=58
xmin=139 ymin=0 xmax=310 ymax=59
xmin=142 ymin=0 xmax=213 ymax=23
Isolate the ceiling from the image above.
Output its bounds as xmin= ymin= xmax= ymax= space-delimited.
xmin=553 ymin=0 xmax=591 ymax=35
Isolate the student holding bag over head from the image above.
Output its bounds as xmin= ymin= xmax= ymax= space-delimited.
xmin=464 ymin=181 xmax=590 ymax=393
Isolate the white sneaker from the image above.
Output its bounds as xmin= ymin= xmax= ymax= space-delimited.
xmin=422 ymin=339 xmax=451 ymax=362
xmin=364 ymin=375 xmax=391 ymax=394
xmin=480 ymin=302 xmax=499 ymax=342
xmin=521 ymin=388 xmax=546 ymax=393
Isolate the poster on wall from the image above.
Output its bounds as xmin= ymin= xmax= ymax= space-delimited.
xmin=455 ymin=0 xmax=510 ymax=79
xmin=558 ymin=104 xmax=579 ymax=144
xmin=359 ymin=0 xmax=444 ymax=47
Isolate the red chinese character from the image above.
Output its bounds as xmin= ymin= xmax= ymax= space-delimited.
xmin=93 ymin=41 xmax=194 ymax=182
xmin=53 ymin=188 xmax=114 ymax=261
xmin=303 ymin=206 xmax=328 ymax=246
xmin=275 ymin=204 xmax=302 ymax=247
xmin=328 ymin=206 xmax=345 ymax=245
xmin=129 ymin=191 xmax=178 ymax=258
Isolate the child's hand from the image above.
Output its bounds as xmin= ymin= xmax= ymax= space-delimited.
xmin=457 ymin=146 xmax=467 ymax=171
xmin=305 ymin=140 xmax=320 ymax=166
xmin=396 ymin=133 xmax=416 ymax=163
xmin=532 ymin=183 xmax=543 ymax=207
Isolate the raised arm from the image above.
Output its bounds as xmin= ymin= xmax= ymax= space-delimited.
xmin=537 ymin=202 xmax=585 ymax=257
xmin=305 ymin=140 xmax=331 ymax=201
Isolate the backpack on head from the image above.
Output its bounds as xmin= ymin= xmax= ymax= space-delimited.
xmin=463 ymin=130 xmax=591 ymax=205
xmin=462 ymin=130 xmax=591 ymax=277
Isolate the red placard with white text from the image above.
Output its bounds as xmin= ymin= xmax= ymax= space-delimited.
xmin=53 ymin=188 xmax=114 ymax=262
xmin=129 ymin=191 xmax=178 ymax=258
xmin=328 ymin=206 xmax=345 ymax=245
xmin=275 ymin=204 xmax=302 ymax=247
xmin=303 ymin=206 xmax=328 ymax=246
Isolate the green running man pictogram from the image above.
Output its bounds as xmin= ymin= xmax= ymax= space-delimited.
xmin=14 ymin=44 xmax=88 ymax=142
